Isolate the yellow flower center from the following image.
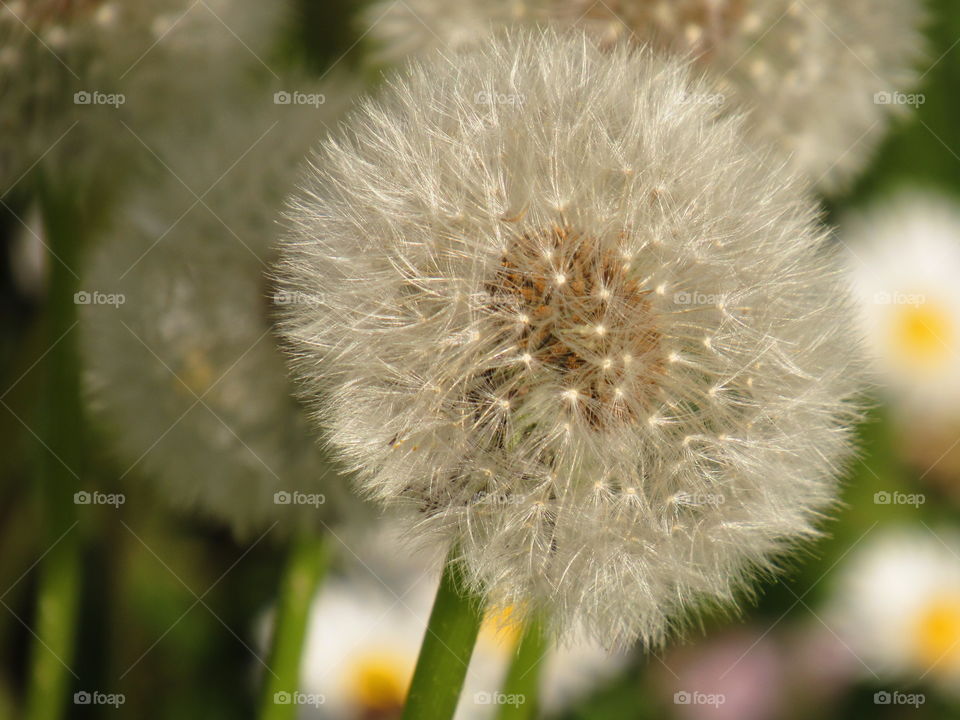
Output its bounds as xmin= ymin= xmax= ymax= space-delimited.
xmin=890 ymin=302 xmax=953 ymax=370
xmin=479 ymin=604 xmax=523 ymax=650
xmin=345 ymin=651 xmax=412 ymax=712
xmin=914 ymin=594 xmax=960 ymax=669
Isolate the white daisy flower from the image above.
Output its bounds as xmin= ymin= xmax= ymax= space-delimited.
xmin=844 ymin=191 xmax=960 ymax=423
xmin=828 ymin=526 xmax=960 ymax=691
xmin=277 ymin=30 xmax=866 ymax=646
xmin=362 ymin=0 xmax=924 ymax=191
xmin=80 ymin=78 xmax=362 ymax=537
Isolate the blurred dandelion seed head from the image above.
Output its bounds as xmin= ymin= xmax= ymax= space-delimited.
xmin=364 ymin=0 xmax=924 ymax=192
xmin=80 ymin=74 xmax=363 ymax=538
xmin=278 ymin=30 xmax=866 ymax=646
xmin=0 ymin=0 xmax=285 ymax=194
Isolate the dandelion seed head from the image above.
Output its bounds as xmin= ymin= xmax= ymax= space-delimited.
xmin=278 ymin=31 xmax=865 ymax=646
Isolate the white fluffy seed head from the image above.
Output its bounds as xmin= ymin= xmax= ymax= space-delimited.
xmin=278 ymin=30 xmax=866 ymax=647
xmin=362 ymin=0 xmax=924 ymax=192
xmin=80 ymin=77 xmax=362 ymax=539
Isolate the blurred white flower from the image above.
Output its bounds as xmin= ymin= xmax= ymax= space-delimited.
xmin=80 ymin=77 xmax=362 ymax=538
xmin=363 ymin=0 xmax=924 ymax=191
xmin=828 ymin=526 xmax=960 ymax=691
xmin=844 ymin=192 xmax=960 ymax=423
xmin=295 ymin=578 xmax=426 ymax=719
xmin=278 ymin=30 xmax=865 ymax=646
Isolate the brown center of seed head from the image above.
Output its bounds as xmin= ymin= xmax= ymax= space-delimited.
xmin=487 ymin=225 xmax=663 ymax=429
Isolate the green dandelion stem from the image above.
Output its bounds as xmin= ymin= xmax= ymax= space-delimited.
xmin=495 ymin=614 xmax=547 ymax=720
xmin=402 ymin=549 xmax=485 ymax=720
xmin=26 ymin=181 xmax=85 ymax=720
xmin=259 ymin=530 xmax=328 ymax=720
